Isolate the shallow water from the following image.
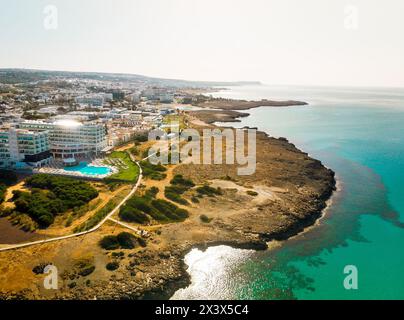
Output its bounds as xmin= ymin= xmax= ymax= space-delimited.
xmin=173 ymin=85 xmax=404 ymax=300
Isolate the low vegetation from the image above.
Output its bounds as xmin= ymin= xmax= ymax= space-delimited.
xmin=99 ymin=232 xmax=140 ymax=250
xmin=75 ymin=259 xmax=96 ymax=277
xmin=247 ymin=190 xmax=259 ymax=196
xmin=0 ymin=170 xmax=18 ymax=204
xmin=145 ymin=186 xmax=159 ymax=198
xmin=26 ymin=174 xmax=98 ymax=208
xmin=106 ymin=261 xmax=120 ymax=271
xmin=119 ymin=193 xmax=189 ymax=224
xmin=170 ymin=174 xmax=195 ymax=188
xmin=140 ymin=160 xmax=167 ymax=180
xmin=74 ymin=196 xmax=120 ymax=232
xmin=200 ymin=214 xmax=213 ymax=223
xmin=164 ymin=174 xmax=195 ymax=205
xmin=196 ymin=185 xmax=223 ymax=197
xmin=0 ymin=184 xmax=6 ymax=205
xmin=99 ymin=235 xmax=120 ymax=250
xmin=74 ymin=201 xmax=114 ymax=232
xmin=10 ymin=174 xmax=98 ymax=228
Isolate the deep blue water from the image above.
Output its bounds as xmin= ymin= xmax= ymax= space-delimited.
xmin=173 ymin=85 xmax=404 ymax=300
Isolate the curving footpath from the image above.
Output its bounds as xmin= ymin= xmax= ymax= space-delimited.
xmin=0 ymin=160 xmax=143 ymax=252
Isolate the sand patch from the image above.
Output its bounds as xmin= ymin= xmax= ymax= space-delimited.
xmin=209 ymin=179 xmax=281 ymax=204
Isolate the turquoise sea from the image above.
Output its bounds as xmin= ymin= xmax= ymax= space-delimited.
xmin=172 ymin=85 xmax=404 ymax=300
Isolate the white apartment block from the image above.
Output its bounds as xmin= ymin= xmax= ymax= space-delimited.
xmin=19 ymin=120 xmax=107 ymax=160
xmin=75 ymin=94 xmax=105 ymax=107
xmin=0 ymin=127 xmax=52 ymax=169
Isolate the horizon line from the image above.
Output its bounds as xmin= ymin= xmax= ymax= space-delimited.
xmin=1 ymin=67 xmax=404 ymax=90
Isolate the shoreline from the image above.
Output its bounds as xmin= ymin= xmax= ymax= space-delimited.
xmin=150 ymin=110 xmax=337 ymax=300
xmin=0 ymin=102 xmax=336 ymax=300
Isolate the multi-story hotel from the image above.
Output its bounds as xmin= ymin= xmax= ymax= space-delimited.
xmin=0 ymin=127 xmax=52 ymax=169
xmin=19 ymin=120 xmax=107 ymax=160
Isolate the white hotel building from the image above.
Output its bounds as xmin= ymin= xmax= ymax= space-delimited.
xmin=0 ymin=127 xmax=52 ymax=169
xmin=19 ymin=120 xmax=107 ymax=160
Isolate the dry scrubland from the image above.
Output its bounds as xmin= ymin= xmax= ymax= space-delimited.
xmin=0 ymin=112 xmax=335 ymax=300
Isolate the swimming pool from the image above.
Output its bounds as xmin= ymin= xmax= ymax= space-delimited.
xmin=63 ymin=162 xmax=111 ymax=176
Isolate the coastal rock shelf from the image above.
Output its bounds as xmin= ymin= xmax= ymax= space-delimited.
xmin=0 ymin=115 xmax=335 ymax=301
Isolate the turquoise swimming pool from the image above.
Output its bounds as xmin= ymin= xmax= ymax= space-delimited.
xmin=63 ymin=162 xmax=111 ymax=176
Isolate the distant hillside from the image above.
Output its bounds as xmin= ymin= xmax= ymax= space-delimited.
xmin=0 ymin=68 xmax=261 ymax=88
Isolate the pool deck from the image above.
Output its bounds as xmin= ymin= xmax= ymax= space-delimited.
xmin=33 ymin=159 xmax=118 ymax=180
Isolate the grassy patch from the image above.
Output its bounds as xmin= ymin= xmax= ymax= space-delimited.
xmin=106 ymin=151 xmax=140 ymax=182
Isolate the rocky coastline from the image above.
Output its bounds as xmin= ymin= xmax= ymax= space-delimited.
xmin=0 ymin=106 xmax=336 ymax=301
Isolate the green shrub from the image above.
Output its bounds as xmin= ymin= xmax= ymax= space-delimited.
xmin=119 ymin=207 xmax=149 ymax=224
xmin=125 ymin=196 xmax=152 ymax=214
xmin=246 ymin=190 xmax=259 ymax=196
xmin=170 ymin=175 xmax=195 ymax=187
xmin=200 ymin=214 xmax=213 ymax=223
xmin=26 ymin=174 xmax=98 ymax=208
xmin=151 ymin=199 xmax=189 ymax=221
xmin=196 ymin=185 xmax=223 ymax=197
xmin=117 ymin=232 xmax=137 ymax=249
xmin=75 ymin=260 xmax=96 ymax=277
xmin=145 ymin=187 xmax=159 ymax=198
xmin=112 ymin=251 xmax=125 ymax=258
xmin=147 ymin=210 xmax=169 ymax=222
xmin=0 ymin=184 xmax=6 ymax=205
xmin=100 ymin=233 xmax=139 ymax=250
xmin=99 ymin=235 xmax=120 ymax=250
xmin=106 ymin=261 xmax=120 ymax=271
xmin=11 ymin=174 xmax=99 ymax=228
xmin=138 ymin=237 xmax=147 ymax=247
xmin=164 ymin=189 xmax=189 ymax=205
xmin=65 ymin=215 xmax=73 ymax=227
xmin=140 ymin=161 xmax=167 ymax=180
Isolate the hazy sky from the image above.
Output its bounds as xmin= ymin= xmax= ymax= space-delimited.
xmin=1 ymin=0 xmax=403 ymax=87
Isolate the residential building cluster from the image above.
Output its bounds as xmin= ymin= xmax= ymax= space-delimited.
xmin=0 ymin=76 xmax=197 ymax=170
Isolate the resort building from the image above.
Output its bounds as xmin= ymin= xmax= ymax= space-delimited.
xmin=75 ymin=94 xmax=105 ymax=107
xmin=0 ymin=127 xmax=52 ymax=169
xmin=19 ymin=120 xmax=107 ymax=160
